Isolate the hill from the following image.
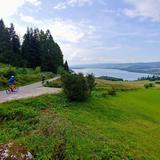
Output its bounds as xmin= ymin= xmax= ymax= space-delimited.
xmin=0 ymin=79 xmax=160 ymax=159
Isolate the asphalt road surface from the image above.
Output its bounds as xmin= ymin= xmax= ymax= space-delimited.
xmin=0 ymin=77 xmax=61 ymax=103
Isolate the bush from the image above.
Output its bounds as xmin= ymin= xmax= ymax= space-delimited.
xmin=0 ymin=76 xmax=7 ymax=86
xmin=35 ymin=66 xmax=41 ymax=73
xmin=61 ymin=73 xmax=95 ymax=101
xmin=3 ymin=67 xmax=16 ymax=79
xmin=57 ymin=66 xmax=66 ymax=75
xmin=86 ymin=74 xmax=96 ymax=91
xmin=108 ymin=88 xmax=116 ymax=96
xmin=144 ymin=83 xmax=155 ymax=89
xmin=44 ymin=79 xmax=62 ymax=88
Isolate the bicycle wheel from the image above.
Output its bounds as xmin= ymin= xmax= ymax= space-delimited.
xmin=6 ymin=89 xmax=11 ymax=94
xmin=14 ymin=87 xmax=19 ymax=92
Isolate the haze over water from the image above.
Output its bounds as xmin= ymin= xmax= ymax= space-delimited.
xmin=73 ymin=68 xmax=151 ymax=81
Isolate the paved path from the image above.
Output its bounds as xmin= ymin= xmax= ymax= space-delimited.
xmin=0 ymin=77 xmax=61 ymax=103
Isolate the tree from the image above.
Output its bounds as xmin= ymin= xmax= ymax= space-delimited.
xmin=8 ymin=23 xmax=22 ymax=66
xmin=64 ymin=60 xmax=69 ymax=72
xmin=40 ymin=30 xmax=63 ymax=73
xmin=0 ymin=19 xmax=64 ymax=72
xmin=0 ymin=19 xmax=12 ymax=64
xmin=22 ymin=28 xmax=41 ymax=68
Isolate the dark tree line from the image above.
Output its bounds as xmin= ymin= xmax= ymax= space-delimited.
xmin=0 ymin=19 xmax=69 ymax=73
xmin=138 ymin=75 xmax=160 ymax=81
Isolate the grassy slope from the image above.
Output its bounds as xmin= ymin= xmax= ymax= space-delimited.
xmin=0 ymin=80 xmax=160 ymax=159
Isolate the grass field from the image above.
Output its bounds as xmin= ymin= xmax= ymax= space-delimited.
xmin=0 ymin=80 xmax=160 ymax=159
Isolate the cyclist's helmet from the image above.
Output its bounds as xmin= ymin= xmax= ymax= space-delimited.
xmin=11 ymin=75 xmax=14 ymax=78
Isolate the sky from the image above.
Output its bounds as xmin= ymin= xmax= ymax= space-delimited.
xmin=1 ymin=0 xmax=160 ymax=65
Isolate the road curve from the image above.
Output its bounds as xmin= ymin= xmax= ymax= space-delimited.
xmin=0 ymin=77 xmax=61 ymax=103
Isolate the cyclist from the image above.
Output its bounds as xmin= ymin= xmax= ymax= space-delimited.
xmin=8 ymin=75 xmax=16 ymax=91
xmin=42 ymin=75 xmax=45 ymax=84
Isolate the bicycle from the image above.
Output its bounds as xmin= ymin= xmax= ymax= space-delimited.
xmin=6 ymin=85 xmax=19 ymax=94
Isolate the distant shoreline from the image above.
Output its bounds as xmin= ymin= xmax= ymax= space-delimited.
xmin=71 ymin=62 xmax=160 ymax=75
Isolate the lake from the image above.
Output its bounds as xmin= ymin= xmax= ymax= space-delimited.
xmin=72 ymin=68 xmax=151 ymax=81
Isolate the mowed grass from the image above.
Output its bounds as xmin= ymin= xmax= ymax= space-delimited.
xmin=0 ymin=80 xmax=160 ymax=159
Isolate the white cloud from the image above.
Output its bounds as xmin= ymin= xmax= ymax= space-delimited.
xmin=18 ymin=15 xmax=95 ymax=43
xmin=54 ymin=0 xmax=93 ymax=10
xmin=20 ymin=14 xmax=42 ymax=24
xmin=43 ymin=19 xmax=95 ymax=43
xmin=26 ymin=0 xmax=41 ymax=6
xmin=98 ymin=0 xmax=107 ymax=6
xmin=54 ymin=0 xmax=109 ymax=9
xmin=66 ymin=0 xmax=93 ymax=6
xmin=54 ymin=3 xmax=67 ymax=10
xmin=60 ymin=43 xmax=122 ymax=64
xmin=0 ymin=0 xmax=25 ymax=17
xmin=124 ymin=0 xmax=160 ymax=21
xmin=0 ymin=0 xmax=41 ymax=18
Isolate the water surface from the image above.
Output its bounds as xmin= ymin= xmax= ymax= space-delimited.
xmin=73 ymin=68 xmax=151 ymax=81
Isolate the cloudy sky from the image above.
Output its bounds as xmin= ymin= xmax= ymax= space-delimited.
xmin=1 ymin=0 xmax=160 ymax=64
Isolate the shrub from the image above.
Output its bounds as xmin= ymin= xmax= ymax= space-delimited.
xmin=0 ymin=76 xmax=7 ymax=86
xmin=35 ymin=66 xmax=41 ymax=73
xmin=108 ymin=88 xmax=116 ymax=96
xmin=61 ymin=73 xmax=95 ymax=101
xmin=155 ymin=81 xmax=160 ymax=84
xmin=86 ymin=74 xmax=96 ymax=91
xmin=144 ymin=83 xmax=155 ymax=89
xmin=57 ymin=66 xmax=66 ymax=75
xmin=3 ymin=67 xmax=16 ymax=79
xmin=44 ymin=79 xmax=62 ymax=88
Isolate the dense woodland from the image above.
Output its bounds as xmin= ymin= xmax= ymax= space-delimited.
xmin=0 ymin=19 xmax=69 ymax=73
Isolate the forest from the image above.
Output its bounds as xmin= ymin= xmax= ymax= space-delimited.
xmin=0 ymin=19 xmax=68 ymax=73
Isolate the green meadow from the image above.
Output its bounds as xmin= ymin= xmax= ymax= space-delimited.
xmin=0 ymin=80 xmax=160 ymax=159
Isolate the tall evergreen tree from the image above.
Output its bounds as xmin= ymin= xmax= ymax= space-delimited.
xmin=32 ymin=28 xmax=41 ymax=67
xmin=40 ymin=30 xmax=55 ymax=72
xmin=8 ymin=23 xmax=22 ymax=66
xmin=8 ymin=23 xmax=20 ymax=54
xmin=40 ymin=30 xmax=63 ymax=73
xmin=0 ymin=19 xmax=64 ymax=72
xmin=22 ymin=28 xmax=41 ymax=68
xmin=0 ymin=19 xmax=12 ymax=64
xmin=64 ymin=60 xmax=69 ymax=72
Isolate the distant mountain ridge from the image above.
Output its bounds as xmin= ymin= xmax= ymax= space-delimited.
xmin=71 ymin=62 xmax=160 ymax=74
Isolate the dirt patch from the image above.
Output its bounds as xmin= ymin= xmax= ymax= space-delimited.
xmin=41 ymin=109 xmax=49 ymax=113
xmin=0 ymin=142 xmax=33 ymax=160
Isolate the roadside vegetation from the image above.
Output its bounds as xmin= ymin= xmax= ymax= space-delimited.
xmin=0 ymin=79 xmax=160 ymax=159
xmin=0 ymin=63 xmax=54 ymax=90
xmin=44 ymin=78 xmax=62 ymax=88
xmin=61 ymin=73 xmax=95 ymax=101
xmin=98 ymin=76 xmax=123 ymax=81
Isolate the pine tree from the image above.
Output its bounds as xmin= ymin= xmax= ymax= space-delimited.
xmin=21 ymin=27 xmax=31 ymax=67
xmin=40 ymin=30 xmax=55 ymax=72
xmin=22 ymin=28 xmax=41 ymax=68
xmin=8 ymin=23 xmax=22 ymax=66
xmin=0 ymin=19 xmax=64 ymax=72
xmin=64 ymin=60 xmax=69 ymax=72
xmin=0 ymin=19 xmax=12 ymax=64
xmin=40 ymin=30 xmax=63 ymax=73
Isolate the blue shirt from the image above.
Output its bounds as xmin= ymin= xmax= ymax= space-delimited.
xmin=8 ymin=77 xmax=15 ymax=85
